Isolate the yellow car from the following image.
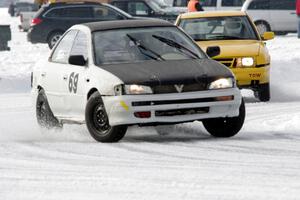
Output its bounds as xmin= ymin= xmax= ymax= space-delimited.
xmin=176 ymin=11 xmax=274 ymax=101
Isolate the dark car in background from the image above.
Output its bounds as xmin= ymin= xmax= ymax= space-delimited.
xmin=27 ymin=1 xmax=133 ymax=48
xmin=109 ymin=0 xmax=179 ymax=22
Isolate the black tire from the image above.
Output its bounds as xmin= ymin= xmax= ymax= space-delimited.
xmin=85 ymin=91 xmax=127 ymax=143
xmin=202 ymin=99 xmax=245 ymax=138
xmin=255 ymin=21 xmax=271 ymax=35
xmin=275 ymin=31 xmax=288 ymax=36
xmin=36 ymin=89 xmax=62 ymax=129
xmin=255 ymin=83 xmax=270 ymax=102
xmin=47 ymin=31 xmax=63 ymax=49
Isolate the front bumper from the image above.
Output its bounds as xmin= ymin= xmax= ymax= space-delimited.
xmin=102 ymin=88 xmax=242 ymax=126
xmin=231 ymin=65 xmax=270 ymax=87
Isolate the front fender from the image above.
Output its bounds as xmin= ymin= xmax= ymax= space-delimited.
xmin=86 ymin=65 xmax=124 ymax=96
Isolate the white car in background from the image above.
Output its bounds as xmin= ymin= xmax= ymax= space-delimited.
xmin=242 ymin=0 xmax=298 ymax=35
xmin=19 ymin=11 xmax=36 ymax=32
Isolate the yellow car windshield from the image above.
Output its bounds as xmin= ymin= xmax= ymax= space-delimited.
xmin=179 ymin=16 xmax=258 ymax=41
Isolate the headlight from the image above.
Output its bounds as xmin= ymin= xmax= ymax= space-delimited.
xmin=209 ymin=78 xmax=234 ymax=90
xmin=236 ymin=57 xmax=254 ymax=67
xmin=114 ymin=84 xmax=153 ymax=95
xmin=125 ymin=85 xmax=153 ymax=94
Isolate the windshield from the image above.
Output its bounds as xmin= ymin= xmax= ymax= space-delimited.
xmin=93 ymin=27 xmax=206 ymax=65
xmin=179 ymin=16 xmax=258 ymax=41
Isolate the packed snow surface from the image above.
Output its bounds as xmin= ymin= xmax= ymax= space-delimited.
xmin=0 ymin=8 xmax=300 ymax=200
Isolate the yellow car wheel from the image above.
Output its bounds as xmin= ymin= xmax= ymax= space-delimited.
xmin=255 ymin=83 xmax=270 ymax=102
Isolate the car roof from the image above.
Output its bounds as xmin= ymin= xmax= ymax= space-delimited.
xmin=83 ymin=19 xmax=175 ymax=32
xmin=179 ymin=11 xmax=247 ymax=19
xmin=46 ymin=1 xmax=103 ymax=7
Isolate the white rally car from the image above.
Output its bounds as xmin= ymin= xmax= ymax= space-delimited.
xmin=32 ymin=19 xmax=245 ymax=142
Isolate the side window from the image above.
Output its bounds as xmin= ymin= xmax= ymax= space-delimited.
xmin=221 ymin=0 xmax=245 ymax=7
xmin=112 ymin=2 xmax=128 ymax=12
xmin=93 ymin=6 xmax=124 ymax=20
xmin=269 ymin=0 xmax=295 ymax=10
xmin=248 ymin=0 xmax=270 ymax=9
xmin=202 ymin=0 xmax=217 ymax=7
xmin=45 ymin=8 xmax=64 ymax=18
xmin=128 ymin=2 xmax=150 ymax=16
xmin=64 ymin=7 xmax=93 ymax=18
xmin=51 ymin=30 xmax=77 ymax=64
xmin=70 ymin=31 xmax=88 ymax=61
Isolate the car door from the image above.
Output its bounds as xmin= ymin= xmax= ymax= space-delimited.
xmin=42 ymin=30 xmax=77 ymax=117
xmin=60 ymin=31 xmax=89 ymax=120
xmin=269 ymin=0 xmax=297 ymax=32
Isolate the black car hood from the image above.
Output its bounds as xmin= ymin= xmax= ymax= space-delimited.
xmin=99 ymin=59 xmax=233 ymax=86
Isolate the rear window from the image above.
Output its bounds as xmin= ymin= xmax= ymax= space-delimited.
xmin=248 ymin=0 xmax=270 ymax=9
xmin=45 ymin=6 xmax=93 ymax=18
xmin=45 ymin=8 xmax=64 ymax=18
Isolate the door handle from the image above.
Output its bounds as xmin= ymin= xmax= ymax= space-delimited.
xmin=63 ymin=75 xmax=68 ymax=80
xmin=41 ymin=72 xmax=46 ymax=77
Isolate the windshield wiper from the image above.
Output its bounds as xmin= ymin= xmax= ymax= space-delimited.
xmin=152 ymin=34 xmax=200 ymax=59
xmin=126 ymin=34 xmax=165 ymax=61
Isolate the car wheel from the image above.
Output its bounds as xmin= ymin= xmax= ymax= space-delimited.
xmin=255 ymin=21 xmax=270 ymax=35
xmin=85 ymin=91 xmax=127 ymax=143
xmin=36 ymin=89 xmax=62 ymax=129
xmin=202 ymin=99 xmax=245 ymax=138
xmin=255 ymin=83 xmax=270 ymax=102
xmin=48 ymin=32 xmax=63 ymax=49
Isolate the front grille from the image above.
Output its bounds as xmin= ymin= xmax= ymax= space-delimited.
xmin=215 ymin=58 xmax=235 ymax=68
xmin=155 ymin=107 xmax=209 ymax=117
xmin=152 ymin=83 xmax=207 ymax=94
xmin=132 ymin=97 xmax=216 ymax=107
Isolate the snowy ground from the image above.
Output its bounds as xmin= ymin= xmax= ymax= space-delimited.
xmin=1 ymin=8 xmax=300 ymax=200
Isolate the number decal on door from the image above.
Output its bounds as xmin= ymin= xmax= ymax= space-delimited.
xmin=69 ymin=72 xmax=79 ymax=93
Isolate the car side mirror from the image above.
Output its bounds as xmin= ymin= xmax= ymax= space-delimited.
xmin=261 ymin=32 xmax=274 ymax=41
xmin=69 ymin=55 xmax=87 ymax=66
xmin=206 ymin=46 xmax=220 ymax=58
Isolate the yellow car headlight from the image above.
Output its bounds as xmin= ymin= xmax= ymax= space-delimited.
xmin=236 ymin=57 xmax=254 ymax=67
xmin=209 ymin=78 xmax=234 ymax=90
